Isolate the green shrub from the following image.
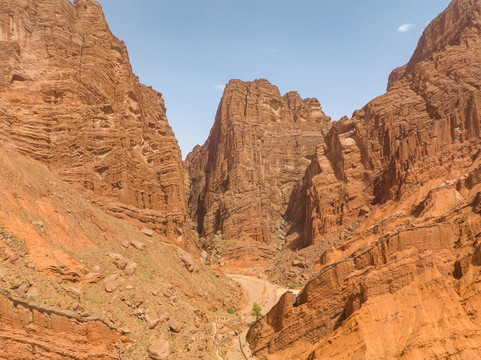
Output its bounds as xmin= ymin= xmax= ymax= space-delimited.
xmin=251 ymin=302 xmax=262 ymax=320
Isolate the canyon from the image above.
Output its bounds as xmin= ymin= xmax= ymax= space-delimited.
xmin=1 ymin=0 xmax=481 ymax=359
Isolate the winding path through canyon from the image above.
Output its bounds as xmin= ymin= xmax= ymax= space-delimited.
xmin=228 ymin=275 xmax=282 ymax=314
xmin=224 ymin=274 xmax=300 ymax=359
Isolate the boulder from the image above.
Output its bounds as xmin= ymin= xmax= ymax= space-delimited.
xmin=158 ymin=312 xmax=171 ymax=322
xmin=169 ymin=318 xmax=182 ymax=333
xmin=104 ymin=273 xmax=124 ymax=293
xmin=148 ymin=339 xmax=170 ymax=360
xmin=145 ymin=313 xmax=160 ymax=329
xmin=124 ymin=262 xmax=138 ymax=276
xmin=84 ymin=272 xmax=104 ymax=284
xmin=176 ymin=249 xmax=199 ymax=273
xmin=114 ymin=258 xmax=128 ymax=270
xmin=131 ymin=241 xmax=146 ymax=251
xmin=16 ymin=283 xmax=30 ymax=295
xmin=141 ymin=229 xmax=154 ymax=237
xmin=107 ymin=253 xmax=124 ymax=261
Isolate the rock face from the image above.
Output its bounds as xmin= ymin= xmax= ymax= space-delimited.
xmin=0 ymin=0 xmax=185 ymax=242
xmin=185 ymin=79 xmax=331 ymax=265
xmin=250 ymin=223 xmax=481 ymax=359
xmin=0 ymin=289 xmax=121 ymax=360
xmin=248 ymin=0 xmax=481 ymax=358
xmin=294 ymin=0 xmax=481 ymax=248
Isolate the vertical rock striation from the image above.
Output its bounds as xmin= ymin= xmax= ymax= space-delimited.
xmin=296 ymin=0 xmax=481 ymax=247
xmin=185 ymin=79 xmax=331 ymax=265
xmin=248 ymin=0 xmax=481 ymax=358
xmin=0 ymin=0 xmax=185 ymax=242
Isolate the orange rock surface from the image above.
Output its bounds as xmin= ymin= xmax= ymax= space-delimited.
xmin=0 ymin=145 xmax=244 ymax=359
xmin=4 ymin=0 xmax=481 ymax=358
xmin=248 ymin=0 xmax=481 ymax=358
xmin=295 ymin=0 xmax=481 ymax=248
xmin=0 ymin=0 xmax=185 ymax=243
xmin=0 ymin=289 xmax=121 ymax=360
xmin=185 ymin=79 xmax=331 ymax=265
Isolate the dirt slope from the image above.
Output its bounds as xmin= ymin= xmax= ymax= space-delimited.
xmin=0 ymin=146 xmax=243 ymax=359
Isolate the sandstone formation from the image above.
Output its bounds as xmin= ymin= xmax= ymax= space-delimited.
xmin=0 ymin=1 xmax=251 ymax=358
xmin=185 ymin=79 xmax=331 ymax=266
xmin=294 ymin=0 xmax=481 ymax=248
xmin=248 ymin=0 xmax=481 ymax=358
xmin=248 ymin=224 xmax=481 ymax=359
xmin=0 ymin=0 xmax=185 ymax=243
xmin=0 ymin=289 xmax=121 ymax=360
xmin=5 ymin=0 xmax=481 ymax=358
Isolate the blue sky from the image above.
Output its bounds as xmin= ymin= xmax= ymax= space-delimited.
xmin=96 ymin=0 xmax=451 ymax=158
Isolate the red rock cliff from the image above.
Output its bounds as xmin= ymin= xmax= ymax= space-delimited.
xmin=185 ymin=79 xmax=331 ymax=265
xmin=0 ymin=0 xmax=185 ymax=242
xmin=0 ymin=289 xmax=121 ymax=360
xmin=248 ymin=0 xmax=481 ymax=358
xmin=296 ymin=0 xmax=481 ymax=247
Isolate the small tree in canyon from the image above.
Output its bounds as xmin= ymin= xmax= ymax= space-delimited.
xmin=251 ymin=302 xmax=262 ymax=320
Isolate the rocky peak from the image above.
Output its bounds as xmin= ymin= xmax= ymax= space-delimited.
xmin=299 ymin=0 xmax=481 ymax=246
xmin=388 ymin=0 xmax=481 ymax=89
xmin=185 ymin=79 xmax=331 ymax=266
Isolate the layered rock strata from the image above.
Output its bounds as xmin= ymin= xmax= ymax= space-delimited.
xmin=247 ymin=224 xmax=481 ymax=359
xmin=294 ymin=0 xmax=481 ymax=247
xmin=248 ymin=0 xmax=481 ymax=358
xmin=0 ymin=0 xmax=185 ymax=242
xmin=0 ymin=289 xmax=121 ymax=360
xmin=185 ymin=79 xmax=331 ymax=265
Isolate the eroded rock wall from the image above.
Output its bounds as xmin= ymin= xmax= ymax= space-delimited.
xmin=296 ymin=0 xmax=481 ymax=247
xmin=247 ymin=225 xmax=479 ymax=359
xmin=249 ymin=0 xmax=481 ymax=358
xmin=0 ymin=0 xmax=185 ymax=242
xmin=0 ymin=289 xmax=121 ymax=360
xmin=185 ymin=79 xmax=331 ymax=265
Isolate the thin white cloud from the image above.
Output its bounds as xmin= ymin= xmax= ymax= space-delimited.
xmin=214 ymin=84 xmax=225 ymax=91
xmin=264 ymin=47 xmax=279 ymax=54
xmin=298 ymin=70 xmax=308 ymax=75
xmin=397 ymin=23 xmax=413 ymax=33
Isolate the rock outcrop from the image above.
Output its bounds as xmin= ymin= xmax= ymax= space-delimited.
xmin=0 ymin=289 xmax=121 ymax=360
xmin=0 ymin=0 xmax=185 ymax=243
xmin=185 ymin=79 xmax=331 ymax=265
xmin=247 ymin=224 xmax=481 ymax=358
xmin=248 ymin=0 xmax=481 ymax=358
xmin=293 ymin=0 xmax=481 ymax=247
